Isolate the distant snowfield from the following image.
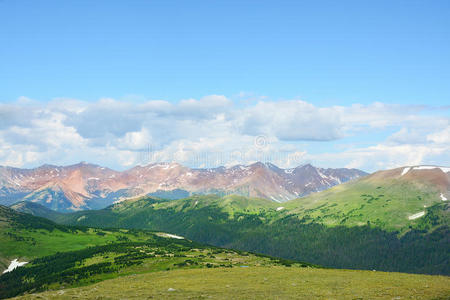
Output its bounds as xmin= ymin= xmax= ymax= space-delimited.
xmin=441 ymin=193 xmax=447 ymax=201
xmin=408 ymin=211 xmax=425 ymax=220
xmin=2 ymin=259 xmax=28 ymax=274
xmin=276 ymin=207 xmax=285 ymax=211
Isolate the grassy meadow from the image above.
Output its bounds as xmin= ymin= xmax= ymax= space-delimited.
xmin=13 ymin=266 xmax=450 ymax=300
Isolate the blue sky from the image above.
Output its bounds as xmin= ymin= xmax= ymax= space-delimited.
xmin=0 ymin=1 xmax=449 ymax=171
xmin=1 ymin=0 xmax=449 ymax=104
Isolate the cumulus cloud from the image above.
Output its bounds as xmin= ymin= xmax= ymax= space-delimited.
xmin=427 ymin=126 xmax=450 ymax=144
xmin=64 ymin=98 xmax=143 ymax=139
xmin=0 ymin=96 xmax=448 ymax=172
xmin=238 ymin=100 xmax=344 ymax=141
xmin=310 ymin=143 xmax=449 ymax=171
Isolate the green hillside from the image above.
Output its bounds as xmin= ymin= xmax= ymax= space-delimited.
xmin=41 ymin=194 xmax=449 ymax=275
xmin=14 ymin=267 xmax=450 ymax=300
xmin=0 ymin=204 xmax=317 ymax=299
xmin=1 ymin=235 xmax=311 ymax=299
xmin=9 ymin=201 xmax=63 ymax=221
xmin=0 ymin=205 xmax=157 ymax=272
xmin=2 ymin=181 xmax=449 ymax=298
xmin=284 ymin=170 xmax=449 ymax=231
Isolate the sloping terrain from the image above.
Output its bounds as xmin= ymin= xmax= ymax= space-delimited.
xmin=40 ymin=193 xmax=449 ymax=275
xmin=9 ymin=202 xmax=63 ymax=221
xmin=0 ymin=205 xmax=156 ymax=272
xmin=0 ymin=205 xmax=315 ymax=299
xmin=0 ymin=162 xmax=367 ymax=211
xmin=2 ymin=165 xmax=449 ymax=298
xmin=1 ymin=233 xmax=310 ymax=299
xmin=284 ymin=165 xmax=450 ymax=231
xmin=9 ymin=165 xmax=450 ymax=275
xmin=13 ymin=267 xmax=450 ymax=300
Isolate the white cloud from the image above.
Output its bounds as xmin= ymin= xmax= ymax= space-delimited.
xmin=427 ymin=126 xmax=450 ymax=144
xmin=238 ymin=100 xmax=344 ymax=141
xmin=0 ymin=96 xmax=448 ymax=171
xmin=317 ymin=144 xmax=449 ymax=171
xmin=117 ymin=128 xmax=152 ymax=150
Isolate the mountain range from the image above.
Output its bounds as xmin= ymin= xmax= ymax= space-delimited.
xmin=0 ymin=162 xmax=367 ymax=212
xmin=2 ymin=163 xmax=449 ymax=297
xmin=15 ymin=164 xmax=449 ymax=275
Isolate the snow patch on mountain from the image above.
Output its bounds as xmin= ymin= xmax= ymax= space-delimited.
xmin=317 ymin=170 xmax=328 ymax=179
xmin=0 ymin=162 xmax=368 ymax=210
xmin=408 ymin=211 xmax=425 ymax=220
xmin=440 ymin=193 xmax=447 ymax=201
xmin=157 ymin=233 xmax=184 ymax=239
xmin=270 ymin=196 xmax=281 ymax=203
xmin=412 ymin=166 xmax=450 ymax=173
xmin=2 ymin=259 xmax=28 ymax=274
xmin=401 ymin=167 xmax=411 ymax=176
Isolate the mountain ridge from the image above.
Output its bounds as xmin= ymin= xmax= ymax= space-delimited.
xmin=19 ymin=164 xmax=448 ymax=275
xmin=0 ymin=161 xmax=367 ymax=211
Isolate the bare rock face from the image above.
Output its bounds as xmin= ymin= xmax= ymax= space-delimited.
xmin=0 ymin=162 xmax=367 ymax=211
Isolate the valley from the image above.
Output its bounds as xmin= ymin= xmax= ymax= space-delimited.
xmin=1 ymin=164 xmax=449 ymax=298
xmin=13 ymin=165 xmax=448 ymax=276
xmin=2 ymin=2 xmax=449 ymax=298
xmin=0 ymin=205 xmax=313 ymax=299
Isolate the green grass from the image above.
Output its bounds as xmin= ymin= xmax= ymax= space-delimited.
xmin=3 ymin=185 xmax=449 ymax=299
xmin=284 ymin=177 xmax=448 ymax=232
xmin=33 ymin=193 xmax=448 ymax=275
xmin=0 ymin=205 xmax=157 ymax=271
xmin=117 ymin=194 xmax=279 ymax=217
xmin=0 ymin=227 xmax=159 ymax=262
xmin=22 ymin=184 xmax=448 ymax=234
xmin=0 ymin=204 xmax=317 ymax=299
xmin=10 ymin=184 xmax=450 ymax=276
xmin=13 ymin=267 xmax=450 ymax=300
xmin=0 ymin=233 xmax=315 ymax=298
xmin=68 ymin=182 xmax=448 ymax=234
